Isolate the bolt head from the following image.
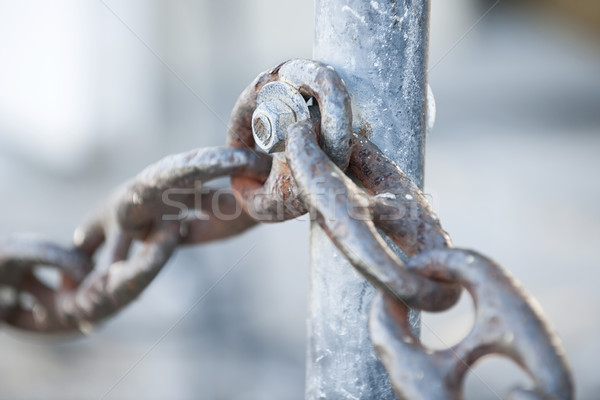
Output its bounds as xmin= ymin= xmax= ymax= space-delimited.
xmin=252 ymin=100 xmax=296 ymax=153
xmin=252 ymin=113 xmax=272 ymax=144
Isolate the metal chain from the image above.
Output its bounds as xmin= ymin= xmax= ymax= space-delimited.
xmin=1 ymin=146 xmax=271 ymax=332
xmin=0 ymin=59 xmax=573 ymax=399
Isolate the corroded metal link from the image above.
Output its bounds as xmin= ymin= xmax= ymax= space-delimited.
xmin=227 ymin=62 xmax=304 ymax=221
xmin=277 ymin=60 xmax=353 ymax=169
xmin=2 ymin=148 xmax=265 ymax=332
xmin=117 ymin=146 xmax=271 ymax=238
xmin=178 ymin=189 xmax=261 ymax=245
xmin=0 ymin=237 xmax=92 ymax=286
xmin=370 ymin=248 xmax=574 ymax=400
xmin=349 ymin=135 xmax=451 ymax=256
xmin=4 ymin=221 xmax=179 ymax=332
xmin=227 ymin=59 xmax=352 ymax=168
xmin=0 ymin=238 xmax=93 ymax=321
xmin=286 ymin=120 xmax=461 ymax=311
xmin=227 ymin=59 xmax=352 ymax=222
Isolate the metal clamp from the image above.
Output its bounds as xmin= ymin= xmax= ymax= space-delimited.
xmin=227 ymin=59 xmax=352 ymax=222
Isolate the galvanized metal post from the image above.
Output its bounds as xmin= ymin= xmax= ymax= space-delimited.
xmin=308 ymin=1 xmax=430 ymax=398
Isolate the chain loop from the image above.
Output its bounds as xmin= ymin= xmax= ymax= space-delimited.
xmin=227 ymin=59 xmax=352 ymax=222
xmin=349 ymin=135 xmax=451 ymax=256
xmin=0 ymin=237 xmax=92 ymax=322
xmin=116 ymin=146 xmax=271 ymax=238
xmin=370 ymin=249 xmax=573 ymax=400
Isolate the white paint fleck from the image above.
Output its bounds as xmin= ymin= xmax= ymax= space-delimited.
xmin=78 ymin=320 xmax=95 ymax=335
xmin=32 ymin=303 xmax=47 ymax=325
xmin=132 ymin=192 xmax=142 ymax=205
xmin=370 ymin=1 xmax=379 ymax=11
xmin=427 ymin=84 xmax=437 ymax=133
xmin=466 ymin=255 xmax=475 ymax=265
xmin=73 ymin=227 xmax=85 ymax=247
xmin=405 ymin=194 xmax=413 ymax=200
xmin=376 ymin=192 xmax=396 ymax=200
xmin=341 ymin=5 xmax=366 ymax=25
xmin=340 ymin=388 xmax=360 ymax=400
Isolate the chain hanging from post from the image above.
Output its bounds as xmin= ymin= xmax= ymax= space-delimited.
xmin=0 ymin=60 xmax=573 ymax=399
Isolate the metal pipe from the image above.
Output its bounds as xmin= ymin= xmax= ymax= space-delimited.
xmin=308 ymin=1 xmax=430 ymax=398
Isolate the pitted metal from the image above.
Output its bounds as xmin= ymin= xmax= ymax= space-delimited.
xmin=0 ymin=59 xmax=573 ymax=399
xmin=285 ymin=120 xmax=460 ymax=312
xmin=348 ymin=134 xmax=451 ymax=256
xmin=0 ymin=237 xmax=92 ymax=322
xmin=227 ymin=59 xmax=352 ymax=222
xmin=1 ymin=146 xmax=269 ymax=332
xmin=284 ymin=118 xmax=572 ymax=399
xmin=276 ymin=61 xmax=352 ymax=170
xmin=370 ymin=249 xmax=573 ymax=400
xmin=117 ymin=146 xmax=271 ymax=237
xmin=0 ymin=236 xmax=92 ymax=286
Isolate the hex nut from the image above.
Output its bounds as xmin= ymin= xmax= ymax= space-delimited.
xmin=252 ymin=100 xmax=297 ymax=153
xmin=251 ymin=81 xmax=310 ymax=154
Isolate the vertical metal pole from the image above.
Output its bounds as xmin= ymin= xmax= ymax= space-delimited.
xmin=308 ymin=1 xmax=430 ymax=398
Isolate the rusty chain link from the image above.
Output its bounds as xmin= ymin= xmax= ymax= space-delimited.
xmin=1 ymin=147 xmax=271 ymax=332
xmin=0 ymin=59 xmax=573 ymax=399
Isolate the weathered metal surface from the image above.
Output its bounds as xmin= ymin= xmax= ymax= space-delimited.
xmin=227 ymin=59 xmax=352 ymax=222
xmin=0 ymin=146 xmax=269 ymax=332
xmin=349 ymin=135 xmax=450 ymax=256
xmin=117 ymin=146 xmax=271 ymax=237
xmin=227 ymin=58 xmax=353 ymax=170
xmin=276 ymin=61 xmax=353 ymax=170
xmin=309 ymin=0 xmax=431 ymax=397
xmin=0 ymin=237 xmax=92 ymax=286
xmin=284 ymin=118 xmax=573 ymax=399
xmin=370 ymin=249 xmax=574 ymax=400
xmin=286 ymin=121 xmax=460 ymax=311
xmin=0 ymin=58 xmax=573 ymax=400
xmin=0 ymin=237 xmax=92 ymax=321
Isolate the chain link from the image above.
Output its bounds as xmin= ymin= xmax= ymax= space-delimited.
xmin=0 ymin=59 xmax=573 ymax=399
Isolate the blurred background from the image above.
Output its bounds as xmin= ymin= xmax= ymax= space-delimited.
xmin=0 ymin=1 xmax=598 ymax=399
